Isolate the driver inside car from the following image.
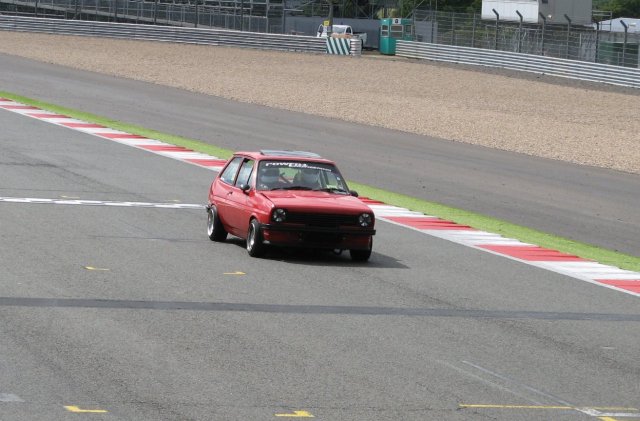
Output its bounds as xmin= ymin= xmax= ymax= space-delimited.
xmin=258 ymin=167 xmax=281 ymax=190
xmin=295 ymin=167 xmax=322 ymax=189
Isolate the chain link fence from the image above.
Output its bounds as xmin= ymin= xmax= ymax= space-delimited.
xmin=413 ymin=10 xmax=639 ymax=68
xmin=2 ymin=0 xmax=639 ymax=67
xmin=0 ymin=0 xmax=281 ymax=32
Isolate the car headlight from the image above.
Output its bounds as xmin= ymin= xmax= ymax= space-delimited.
xmin=358 ymin=213 xmax=372 ymax=227
xmin=272 ymin=208 xmax=287 ymax=223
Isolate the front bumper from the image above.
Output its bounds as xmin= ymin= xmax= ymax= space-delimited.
xmin=261 ymin=224 xmax=375 ymax=250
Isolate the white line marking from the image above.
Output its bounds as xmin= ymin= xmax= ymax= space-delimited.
xmin=77 ymin=128 xmax=124 ymax=134
xmin=589 ymin=412 xmax=640 ymax=417
xmin=160 ymin=152 xmax=215 ymax=159
xmin=0 ymin=393 xmax=24 ymax=402
xmin=461 ymin=361 xmax=574 ymax=407
xmin=436 ymin=360 xmax=545 ymax=405
xmin=113 ymin=139 xmax=169 ymax=146
xmin=0 ymin=196 xmax=204 ymax=209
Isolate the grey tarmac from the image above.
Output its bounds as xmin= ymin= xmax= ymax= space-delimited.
xmin=1 ymin=106 xmax=639 ymax=421
xmin=0 ymin=54 xmax=638 ymax=256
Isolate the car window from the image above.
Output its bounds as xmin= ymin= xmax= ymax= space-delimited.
xmin=235 ymin=159 xmax=254 ymax=187
xmin=323 ymin=170 xmax=343 ymax=189
xmin=256 ymin=160 xmax=349 ymax=192
xmin=219 ymin=157 xmax=243 ymax=185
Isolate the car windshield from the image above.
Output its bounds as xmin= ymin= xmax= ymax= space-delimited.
xmin=256 ymin=160 xmax=349 ymax=193
xmin=332 ymin=26 xmax=347 ymax=34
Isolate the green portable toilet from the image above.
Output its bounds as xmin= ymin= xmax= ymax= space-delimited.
xmin=379 ymin=18 xmax=413 ymax=55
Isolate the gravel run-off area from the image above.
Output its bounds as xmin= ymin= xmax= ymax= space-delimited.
xmin=0 ymin=31 xmax=639 ymax=174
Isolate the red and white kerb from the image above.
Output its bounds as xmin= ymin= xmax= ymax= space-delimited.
xmin=2 ymin=98 xmax=639 ymax=297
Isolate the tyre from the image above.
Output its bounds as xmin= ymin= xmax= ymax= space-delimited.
xmin=246 ymin=219 xmax=266 ymax=257
xmin=207 ymin=206 xmax=227 ymax=242
xmin=350 ymin=238 xmax=372 ymax=262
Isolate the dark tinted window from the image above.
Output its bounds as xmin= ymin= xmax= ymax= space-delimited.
xmin=256 ymin=160 xmax=349 ymax=193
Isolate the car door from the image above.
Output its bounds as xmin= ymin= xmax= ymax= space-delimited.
xmin=227 ymin=158 xmax=255 ymax=235
xmin=214 ymin=156 xmax=243 ymax=234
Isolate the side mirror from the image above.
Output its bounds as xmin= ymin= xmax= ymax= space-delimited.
xmin=350 ymin=190 xmax=359 ymax=197
xmin=240 ymin=184 xmax=251 ymax=194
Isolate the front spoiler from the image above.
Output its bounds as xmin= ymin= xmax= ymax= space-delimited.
xmin=261 ymin=223 xmax=375 ymax=236
xmin=261 ymin=224 xmax=374 ymax=250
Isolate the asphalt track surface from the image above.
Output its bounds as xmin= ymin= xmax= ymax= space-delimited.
xmin=1 ymin=54 xmax=639 ymax=257
xmin=2 ymin=105 xmax=640 ymax=421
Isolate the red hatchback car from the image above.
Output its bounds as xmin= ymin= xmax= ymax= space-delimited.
xmin=206 ymin=150 xmax=375 ymax=261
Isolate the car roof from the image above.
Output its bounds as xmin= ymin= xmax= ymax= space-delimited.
xmin=234 ymin=150 xmax=334 ymax=163
xmin=260 ymin=150 xmax=322 ymax=158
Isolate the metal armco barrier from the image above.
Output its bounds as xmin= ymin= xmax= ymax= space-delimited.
xmin=396 ymin=41 xmax=640 ymax=89
xmin=349 ymin=38 xmax=362 ymax=57
xmin=0 ymin=15 xmax=326 ymax=54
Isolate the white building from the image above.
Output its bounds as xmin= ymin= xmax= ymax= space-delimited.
xmin=481 ymin=0 xmax=592 ymax=25
xmin=596 ymin=18 xmax=640 ymax=32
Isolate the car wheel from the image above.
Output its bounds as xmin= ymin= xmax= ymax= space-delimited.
xmin=246 ymin=219 xmax=266 ymax=257
xmin=207 ymin=206 xmax=227 ymax=242
xmin=350 ymin=238 xmax=372 ymax=262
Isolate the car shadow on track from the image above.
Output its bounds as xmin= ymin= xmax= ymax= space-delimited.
xmin=222 ymin=237 xmax=408 ymax=269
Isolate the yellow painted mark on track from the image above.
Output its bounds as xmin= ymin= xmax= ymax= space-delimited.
xmin=460 ymin=404 xmax=638 ymax=411
xmin=460 ymin=404 xmax=639 ymax=420
xmin=275 ymin=410 xmax=314 ymax=417
xmin=84 ymin=266 xmax=110 ymax=271
xmin=60 ymin=195 xmax=80 ymax=199
xmin=460 ymin=404 xmax=573 ymax=410
xmin=224 ymin=271 xmax=246 ymax=275
xmin=64 ymin=405 xmax=108 ymax=413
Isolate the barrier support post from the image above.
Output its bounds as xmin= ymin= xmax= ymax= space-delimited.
xmin=539 ymin=12 xmax=546 ymax=55
xmin=492 ymin=8 xmax=499 ymax=50
xmin=564 ymin=14 xmax=571 ymax=59
xmin=620 ymin=19 xmax=628 ymax=66
xmin=515 ymin=10 xmax=522 ymax=53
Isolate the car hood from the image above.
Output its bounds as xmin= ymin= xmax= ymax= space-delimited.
xmin=259 ymin=191 xmax=372 ymax=213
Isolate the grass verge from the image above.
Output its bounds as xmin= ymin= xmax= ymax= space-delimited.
xmin=3 ymin=91 xmax=639 ymax=272
xmin=350 ymin=183 xmax=640 ymax=272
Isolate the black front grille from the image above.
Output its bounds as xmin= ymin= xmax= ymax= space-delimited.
xmin=286 ymin=213 xmax=358 ymax=227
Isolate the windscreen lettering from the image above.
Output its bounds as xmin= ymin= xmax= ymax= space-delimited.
xmin=264 ymin=162 xmax=332 ymax=172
